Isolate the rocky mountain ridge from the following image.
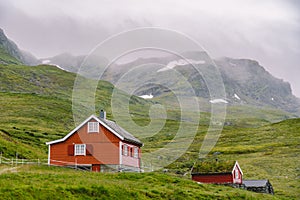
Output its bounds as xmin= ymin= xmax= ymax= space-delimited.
xmin=1 ymin=28 xmax=299 ymax=115
xmin=0 ymin=28 xmax=38 ymax=65
xmin=98 ymin=52 xmax=300 ymax=115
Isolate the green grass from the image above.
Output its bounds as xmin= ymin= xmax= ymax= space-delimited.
xmin=0 ymin=165 xmax=279 ymax=200
xmin=0 ymin=64 xmax=87 ymax=99
xmin=0 ymin=92 xmax=73 ymax=158
xmin=208 ymin=118 xmax=300 ymax=199
xmin=138 ymin=116 xmax=300 ymax=199
xmin=0 ymin=64 xmax=151 ymax=158
xmin=0 ymin=47 xmax=22 ymax=65
xmin=0 ymin=63 xmax=299 ymax=199
xmin=192 ymin=160 xmax=236 ymax=173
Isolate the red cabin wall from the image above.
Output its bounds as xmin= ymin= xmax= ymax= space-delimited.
xmin=192 ymin=173 xmax=233 ymax=183
xmin=49 ymin=119 xmax=121 ymax=167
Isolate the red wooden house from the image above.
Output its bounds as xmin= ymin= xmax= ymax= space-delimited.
xmin=46 ymin=110 xmax=143 ymax=172
xmin=192 ymin=161 xmax=243 ymax=184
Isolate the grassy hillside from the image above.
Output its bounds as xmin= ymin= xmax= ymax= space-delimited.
xmin=139 ymin=116 xmax=300 ymax=199
xmin=0 ymin=48 xmax=22 ymax=65
xmin=0 ymin=64 xmax=86 ymax=99
xmin=0 ymin=64 xmax=151 ymax=158
xmin=0 ymin=63 xmax=299 ymax=199
xmin=0 ymin=165 xmax=278 ymax=200
xmin=210 ymin=118 xmax=300 ymax=198
xmin=0 ymin=92 xmax=72 ymax=158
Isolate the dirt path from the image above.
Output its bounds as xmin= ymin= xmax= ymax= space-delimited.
xmin=0 ymin=166 xmax=20 ymax=174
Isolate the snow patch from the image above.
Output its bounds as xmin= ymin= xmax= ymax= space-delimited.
xmin=229 ymin=62 xmax=236 ymax=66
xmin=42 ymin=60 xmax=51 ymax=64
xmin=157 ymin=59 xmax=205 ymax=72
xmin=139 ymin=94 xmax=153 ymax=99
xmin=234 ymin=93 xmax=241 ymax=100
xmin=51 ymin=64 xmax=67 ymax=71
xmin=42 ymin=60 xmax=67 ymax=71
xmin=209 ymin=99 xmax=228 ymax=104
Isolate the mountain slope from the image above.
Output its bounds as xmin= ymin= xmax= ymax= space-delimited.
xmin=94 ymin=52 xmax=300 ymax=115
xmin=0 ymin=63 xmax=299 ymax=198
xmin=39 ymin=53 xmax=86 ymax=72
xmin=0 ymin=63 xmax=150 ymax=158
xmin=39 ymin=52 xmax=108 ymax=74
xmin=216 ymin=57 xmax=300 ymax=114
xmin=0 ymin=92 xmax=71 ymax=158
xmin=0 ymin=28 xmax=38 ymax=65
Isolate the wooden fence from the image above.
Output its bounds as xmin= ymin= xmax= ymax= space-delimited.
xmin=0 ymin=155 xmax=48 ymax=166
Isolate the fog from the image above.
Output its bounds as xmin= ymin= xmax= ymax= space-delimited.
xmin=0 ymin=0 xmax=299 ymax=97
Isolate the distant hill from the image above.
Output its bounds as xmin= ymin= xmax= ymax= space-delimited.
xmin=0 ymin=28 xmax=38 ymax=65
xmin=39 ymin=53 xmax=86 ymax=72
xmin=94 ymin=52 xmax=300 ymax=116
xmin=39 ymin=52 xmax=108 ymax=74
xmin=1 ymin=27 xmax=299 ymax=115
xmin=216 ymin=57 xmax=300 ymax=114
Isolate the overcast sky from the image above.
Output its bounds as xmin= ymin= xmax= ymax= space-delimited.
xmin=0 ymin=0 xmax=299 ymax=97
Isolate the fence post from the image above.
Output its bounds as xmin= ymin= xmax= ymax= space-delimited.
xmin=16 ymin=153 xmax=18 ymax=167
xmin=38 ymin=158 xmax=40 ymax=166
xmin=0 ymin=152 xmax=2 ymax=164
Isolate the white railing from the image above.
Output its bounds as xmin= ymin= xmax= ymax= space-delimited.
xmin=0 ymin=155 xmax=48 ymax=166
xmin=0 ymin=154 xmax=143 ymax=172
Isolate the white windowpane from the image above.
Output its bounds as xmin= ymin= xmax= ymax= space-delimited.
xmin=124 ymin=145 xmax=128 ymax=156
xmin=88 ymin=122 xmax=99 ymax=133
xmin=75 ymin=144 xmax=86 ymax=155
xmin=235 ymin=169 xmax=239 ymax=179
xmin=134 ymin=147 xmax=138 ymax=158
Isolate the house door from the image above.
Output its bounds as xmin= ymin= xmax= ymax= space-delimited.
xmin=92 ymin=164 xmax=101 ymax=172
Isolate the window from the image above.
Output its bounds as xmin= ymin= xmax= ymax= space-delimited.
xmin=130 ymin=147 xmax=133 ymax=157
xmin=124 ymin=145 xmax=128 ymax=156
xmin=75 ymin=144 xmax=86 ymax=156
xmin=88 ymin=122 xmax=99 ymax=133
xmin=235 ymin=168 xmax=239 ymax=179
xmin=134 ymin=147 xmax=138 ymax=158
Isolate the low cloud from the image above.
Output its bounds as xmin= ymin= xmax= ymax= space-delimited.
xmin=0 ymin=0 xmax=299 ymax=96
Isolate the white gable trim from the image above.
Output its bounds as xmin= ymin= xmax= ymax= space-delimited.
xmin=46 ymin=115 xmax=124 ymax=145
xmin=232 ymin=161 xmax=243 ymax=175
xmin=47 ymin=144 xmax=51 ymax=165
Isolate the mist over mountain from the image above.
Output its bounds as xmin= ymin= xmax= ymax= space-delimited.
xmin=0 ymin=28 xmax=38 ymax=65
xmin=1 ymin=27 xmax=299 ymax=115
xmin=96 ymin=51 xmax=300 ymax=115
xmin=39 ymin=53 xmax=85 ymax=72
xmin=216 ymin=57 xmax=300 ymax=114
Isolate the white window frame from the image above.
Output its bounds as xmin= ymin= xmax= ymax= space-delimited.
xmin=74 ymin=144 xmax=86 ymax=156
xmin=88 ymin=122 xmax=99 ymax=133
xmin=235 ymin=168 xmax=239 ymax=179
xmin=124 ymin=144 xmax=128 ymax=156
xmin=134 ymin=147 xmax=138 ymax=158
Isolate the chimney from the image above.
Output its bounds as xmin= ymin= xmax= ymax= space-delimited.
xmin=99 ymin=109 xmax=106 ymax=120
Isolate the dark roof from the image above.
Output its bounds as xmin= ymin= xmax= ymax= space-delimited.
xmin=100 ymin=118 xmax=143 ymax=146
xmin=192 ymin=160 xmax=237 ymax=174
xmin=243 ymin=180 xmax=269 ymax=187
